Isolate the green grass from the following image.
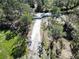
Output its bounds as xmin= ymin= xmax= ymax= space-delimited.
xmin=0 ymin=31 xmax=22 ymax=59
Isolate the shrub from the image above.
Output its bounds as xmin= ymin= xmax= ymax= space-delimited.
xmin=5 ymin=31 xmax=16 ymax=40
xmin=53 ymin=0 xmax=79 ymax=10
xmin=0 ymin=31 xmax=26 ymax=59
xmin=51 ymin=28 xmax=62 ymax=39
xmin=11 ymin=35 xmax=26 ymax=59
xmin=20 ymin=13 xmax=32 ymax=25
xmin=51 ymin=6 xmax=61 ymax=15
xmin=71 ymin=29 xmax=79 ymax=59
xmin=48 ymin=20 xmax=64 ymax=40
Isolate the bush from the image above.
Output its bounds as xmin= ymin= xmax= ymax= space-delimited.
xmin=51 ymin=6 xmax=61 ymax=15
xmin=20 ymin=12 xmax=32 ymax=25
xmin=5 ymin=31 xmax=16 ymax=40
xmin=71 ymin=29 xmax=79 ymax=59
xmin=48 ymin=20 xmax=64 ymax=40
xmin=0 ymin=31 xmax=26 ymax=59
xmin=53 ymin=0 xmax=79 ymax=10
xmin=52 ymin=25 xmax=64 ymax=39
xmin=11 ymin=35 xmax=26 ymax=59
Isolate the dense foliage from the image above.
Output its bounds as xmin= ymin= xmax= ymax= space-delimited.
xmin=0 ymin=31 xmax=26 ymax=59
xmin=28 ymin=0 xmax=79 ymax=13
xmin=0 ymin=0 xmax=79 ymax=59
xmin=0 ymin=0 xmax=32 ymax=59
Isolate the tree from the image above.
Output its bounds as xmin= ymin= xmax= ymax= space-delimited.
xmin=48 ymin=20 xmax=64 ymax=40
xmin=53 ymin=0 xmax=79 ymax=11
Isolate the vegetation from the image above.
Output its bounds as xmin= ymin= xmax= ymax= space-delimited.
xmin=68 ymin=16 xmax=79 ymax=59
xmin=0 ymin=31 xmax=26 ymax=59
xmin=29 ymin=0 xmax=79 ymax=13
xmin=0 ymin=0 xmax=79 ymax=59
xmin=48 ymin=20 xmax=64 ymax=40
xmin=0 ymin=0 xmax=32 ymax=59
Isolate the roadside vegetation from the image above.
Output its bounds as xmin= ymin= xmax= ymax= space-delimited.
xmin=0 ymin=0 xmax=79 ymax=59
xmin=0 ymin=0 xmax=32 ymax=59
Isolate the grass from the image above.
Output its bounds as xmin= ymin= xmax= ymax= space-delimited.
xmin=0 ymin=31 xmax=24 ymax=59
